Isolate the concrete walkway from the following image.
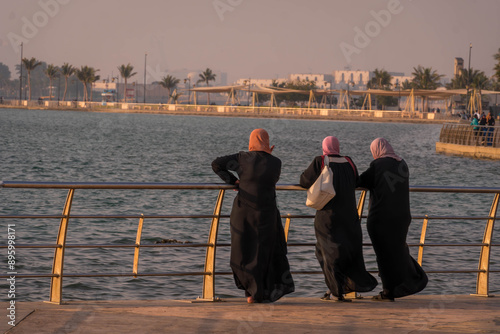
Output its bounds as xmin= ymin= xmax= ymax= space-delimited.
xmin=2 ymin=295 xmax=499 ymax=333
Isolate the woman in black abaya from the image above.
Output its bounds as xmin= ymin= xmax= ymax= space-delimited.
xmin=211 ymin=128 xmax=294 ymax=303
xmin=300 ymin=136 xmax=377 ymax=302
xmin=358 ymin=138 xmax=428 ymax=301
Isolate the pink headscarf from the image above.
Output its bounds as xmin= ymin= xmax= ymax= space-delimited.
xmin=322 ymin=136 xmax=340 ymax=155
xmin=249 ymin=128 xmax=274 ymax=154
xmin=370 ymin=138 xmax=402 ymax=161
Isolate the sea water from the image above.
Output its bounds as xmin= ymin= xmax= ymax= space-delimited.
xmin=0 ymin=108 xmax=498 ymax=301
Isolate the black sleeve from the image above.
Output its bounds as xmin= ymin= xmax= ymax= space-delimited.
xmin=299 ymin=156 xmax=322 ymax=189
xmin=357 ymin=161 xmax=375 ymax=189
xmin=211 ymin=153 xmax=240 ymax=185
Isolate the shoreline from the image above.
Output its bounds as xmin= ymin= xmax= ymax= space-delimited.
xmin=0 ymin=103 xmax=460 ymax=125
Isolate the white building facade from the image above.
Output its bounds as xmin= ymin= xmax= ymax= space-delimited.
xmin=235 ymin=70 xmax=415 ymax=91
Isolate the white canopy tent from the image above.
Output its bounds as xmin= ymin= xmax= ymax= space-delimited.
xmin=184 ymin=85 xmax=500 ymax=113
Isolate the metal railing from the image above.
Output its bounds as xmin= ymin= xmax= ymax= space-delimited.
xmin=439 ymin=123 xmax=500 ymax=147
xmin=0 ymin=182 xmax=498 ymax=303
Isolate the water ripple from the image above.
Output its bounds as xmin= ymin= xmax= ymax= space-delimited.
xmin=0 ymin=109 xmax=498 ymax=301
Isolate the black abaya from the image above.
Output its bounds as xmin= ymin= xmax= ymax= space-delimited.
xmin=358 ymin=157 xmax=428 ymax=298
xmin=212 ymin=151 xmax=294 ymax=302
xmin=300 ymin=155 xmax=377 ymax=297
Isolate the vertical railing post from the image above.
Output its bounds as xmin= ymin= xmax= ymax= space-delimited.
xmin=133 ymin=214 xmax=145 ymax=278
xmin=48 ymin=188 xmax=75 ymax=304
xmin=439 ymin=124 xmax=446 ymax=143
xmin=357 ymin=189 xmax=367 ymax=219
xmin=494 ymin=128 xmax=499 ymax=148
xmin=417 ymin=215 xmax=429 ymax=266
xmin=466 ymin=126 xmax=473 ymax=146
xmin=460 ymin=125 xmax=466 ymax=145
xmin=472 ymin=193 xmax=498 ymax=297
xmin=284 ymin=216 xmax=291 ymax=242
xmin=198 ymin=189 xmax=225 ymax=301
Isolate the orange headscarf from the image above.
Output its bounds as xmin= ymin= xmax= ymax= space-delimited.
xmin=249 ymin=128 xmax=274 ymax=154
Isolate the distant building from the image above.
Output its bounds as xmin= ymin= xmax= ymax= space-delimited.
xmin=330 ymin=71 xmax=411 ymax=89
xmin=332 ymin=70 xmax=370 ymax=88
xmin=331 ymin=70 xmax=406 ymax=90
xmin=390 ymin=74 xmax=413 ymax=88
xmin=288 ymin=74 xmax=334 ymax=89
xmin=234 ymin=78 xmax=287 ymax=88
xmin=454 ymin=57 xmax=464 ymax=76
xmin=234 ymin=70 xmax=414 ymax=92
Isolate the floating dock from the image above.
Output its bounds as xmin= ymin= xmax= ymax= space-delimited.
xmin=436 ymin=123 xmax=500 ymax=159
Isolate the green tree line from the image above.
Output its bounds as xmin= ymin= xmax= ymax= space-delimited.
xmin=1 ymin=49 xmax=499 ymax=106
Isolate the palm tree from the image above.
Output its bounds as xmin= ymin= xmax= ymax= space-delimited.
xmin=401 ymin=79 xmax=413 ymax=90
xmin=367 ymin=68 xmax=393 ymax=109
xmin=448 ymin=73 xmax=467 ymax=89
xmin=468 ymin=70 xmax=490 ymax=91
xmin=197 ymin=68 xmax=216 ymax=104
xmin=493 ymin=48 xmax=500 ymax=84
xmin=446 ymin=68 xmax=490 ymax=110
xmin=367 ymin=68 xmax=392 ymax=89
xmin=117 ymin=63 xmax=137 ymax=102
xmin=157 ymin=75 xmax=180 ymax=102
xmin=447 ymin=68 xmax=483 ymax=90
xmin=60 ymin=63 xmax=75 ymax=101
xmin=411 ymin=65 xmax=443 ymax=90
xmin=76 ymin=66 xmax=99 ymax=102
xmin=411 ymin=65 xmax=444 ymax=112
xmin=468 ymin=70 xmax=491 ymax=109
xmin=0 ymin=63 xmax=10 ymax=95
xmin=89 ymin=72 xmax=100 ymax=103
xmin=21 ymin=57 xmax=42 ymax=101
xmin=76 ymin=66 xmax=89 ymax=102
xmin=44 ymin=64 xmax=59 ymax=101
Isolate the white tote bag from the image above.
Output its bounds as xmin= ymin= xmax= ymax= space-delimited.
xmin=306 ymin=155 xmax=336 ymax=210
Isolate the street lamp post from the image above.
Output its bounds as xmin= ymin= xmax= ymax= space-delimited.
xmin=323 ymin=81 xmax=328 ymax=108
xmin=467 ymin=43 xmax=472 ymax=116
xmin=134 ymin=81 xmax=137 ymax=103
xmin=57 ymin=74 xmax=61 ymax=103
xmin=246 ymin=78 xmax=251 ymax=106
xmin=143 ymin=53 xmax=147 ymax=104
xmin=329 ymin=80 xmax=334 ymax=109
xmin=19 ymin=42 xmax=23 ymax=101
xmin=184 ymin=78 xmax=191 ymax=104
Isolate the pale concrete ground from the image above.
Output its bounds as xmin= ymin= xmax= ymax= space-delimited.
xmin=2 ymin=295 xmax=499 ymax=334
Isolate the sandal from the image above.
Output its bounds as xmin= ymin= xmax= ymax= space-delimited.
xmin=320 ymin=292 xmax=331 ymax=301
xmin=371 ymin=292 xmax=394 ymax=302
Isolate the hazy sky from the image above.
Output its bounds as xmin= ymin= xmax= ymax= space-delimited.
xmin=1 ymin=0 xmax=499 ymax=83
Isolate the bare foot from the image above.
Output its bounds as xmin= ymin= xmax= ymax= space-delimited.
xmin=247 ymin=296 xmax=255 ymax=304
